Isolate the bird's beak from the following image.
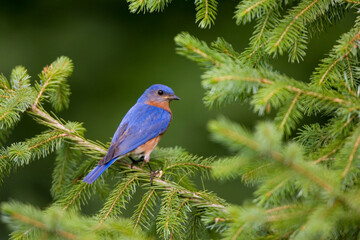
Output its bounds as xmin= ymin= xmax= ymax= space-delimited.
xmin=168 ymin=94 xmax=180 ymax=100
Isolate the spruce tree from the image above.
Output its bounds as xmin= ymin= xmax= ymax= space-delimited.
xmin=2 ymin=1 xmax=360 ymax=239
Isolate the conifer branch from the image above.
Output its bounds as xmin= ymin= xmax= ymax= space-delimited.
xmin=345 ymin=55 xmax=356 ymax=97
xmin=342 ymin=133 xmax=360 ymax=178
xmin=0 ymin=82 xmax=14 ymax=93
xmin=164 ymin=190 xmax=177 ymax=229
xmin=273 ymin=0 xmax=320 ymax=48
xmin=187 ymin=45 xmax=220 ymax=67
xmin=0 ymin=94 xmax=10 ymax=99
xmin=164 ymin=162 xmax=212 ymax=170
xmin=212 ymin=74 xmax=353 ymax=107
xmin=28 ymin=105 xmax=107 ymax=155
xmin=11 ymin=212 xmax=77 ymax=240
xmin=152 ymin=174 xmax=226 ymax=210
xmin=313 ymin=144 xmax=342 ymax=164
xmin=232 ymin=224 xmax=245 ymax=240
xmin=318 ymin=57 xmax=342 ymax=85
xmin=62 ymin=183 xmax=87 ymax=210
xmin=234 ymin=0 xmax=279 ymax=25
xmin=34 ymin=66 xmax=53 ymax=107
xmin=285 ymin=85 xmax=350 ymax=105
xmin=99 ymin=176 xmax=138 ymax=224
xmin=265 ymin=179 xmax=287 ymax=198
xmin=314 ymin=26 xmax=360 ymax=85
xmin=29 ymin=133 xmax=67 ymax=150
xmin=34 ymin=57 xmax=73 ymax=109
xmin=265 ymin=204 xmax=296 ymax=213
xmin=2 ymin=201 xmax=149 ymax=239
xmin=244 ymin=0 xmax=268 ymax=15
xmin=195 ymin=0 xmax=218 ymax=29
xmin=133 ymin=189 xmax=156 ymax=230
xmin=0 ymin=130 xmax=67 ymax=181
xmin=246 ymin=10 xmax=273 ymax=59
xmin=211 ymin=120 xmax=335 ymax=196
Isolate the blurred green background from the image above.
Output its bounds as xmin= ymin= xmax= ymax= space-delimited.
xmin=0 ymin=0 xmax=355 ymax=238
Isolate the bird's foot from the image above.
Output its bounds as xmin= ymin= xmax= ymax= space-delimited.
xmin=150 ymin=170 xmax=161 ymax=185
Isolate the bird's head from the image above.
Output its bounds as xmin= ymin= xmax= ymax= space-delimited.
xmin=137 ymin=84 xmax=180 ymax=103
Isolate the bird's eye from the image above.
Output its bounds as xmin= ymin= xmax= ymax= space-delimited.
xmin=157 ymin=90 xmax=164 ymax=95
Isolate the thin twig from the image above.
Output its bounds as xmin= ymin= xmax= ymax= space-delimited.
xmin=319 ymin=30 xmax=360 ymax=85
xmin=265 ymin=204 xmax=296 ymax=213
xmin=28 ymin=106 xmax=107 ymax=155
xmin=313 ymin=145 xmax=342 ymax=164
xmin=213 ymin=75 xmax=354 ymax=107
xmin=279 ymin=92 xmax=301 ymax=130
xmin=342 ymin=134 xmax=360 ymax=178
xmin=186 ymin=45 xmax=220 ymax=67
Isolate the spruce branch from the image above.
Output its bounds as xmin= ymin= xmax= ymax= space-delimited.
xmin=51 ymin=143 xmax=82 ymax=200
xmin=265 ymin=0 xmax=332 ymax=60
xmin=127 ymin=0 xmax=173 ymax=13
xmin=234 ymin=0 xmax=283 ymax=25
xmin=98 ymin=176 xmax=138 ymax=224
xmin=175 ymin=32 xmax=360 ymax=125
xmin=34 ymin=56 xmax=73 ymax=111
xmin=277 ymin=92 xmax=301 ymax=134
xmin=127 ymin=0 xmax=218 ymax=28
xmin=0 ymin=130 xmax=67 ymax=184
xmin=195 ymin=0 xmax=218 ymax=29
xmin=341 ymin=132 xmax=360 ymax=178
xmin=60 ymin=182 xmax=89 ymax=211
xmin=1 ymin=201 xmax=149 ymax=240
xmin=208 ymin=118 xmax=360 ymax=213
xmin=133 ymin=189 xmax=157 ymax=230
xmin=175 ymin=32 xmax=223 ymax=67
xmin=313 ymin=144 xmax=342 ymax=164
xmin=241 ymin=9 xmax=279 ymax=63
xmin=0 ymin=87 xmax=37 ymax=129
xmin=28 ymin=105 xmax=107 ymax=156
xmin=312 ymin=16 xmax=360 ymax=86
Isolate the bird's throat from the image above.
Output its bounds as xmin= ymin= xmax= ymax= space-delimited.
xmin=145 ymin=100 xmax=171 ymax=113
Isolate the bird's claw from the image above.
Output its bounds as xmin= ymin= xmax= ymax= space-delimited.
xmin=150 ymin=170 xmax=160 ymax=185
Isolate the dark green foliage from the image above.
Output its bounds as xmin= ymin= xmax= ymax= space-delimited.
xmin=3 ymin=1 xmax=360 ymax=239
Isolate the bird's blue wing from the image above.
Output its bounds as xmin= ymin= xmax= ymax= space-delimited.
xmin=99 ymin=103 xmax=171 ymax=165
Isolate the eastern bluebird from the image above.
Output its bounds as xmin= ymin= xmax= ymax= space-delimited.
xmin=83 ymin=84 xmax=180 ymax=184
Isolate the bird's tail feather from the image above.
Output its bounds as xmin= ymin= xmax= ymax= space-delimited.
xmin=83 ymin=158 xmax=117 ymax=184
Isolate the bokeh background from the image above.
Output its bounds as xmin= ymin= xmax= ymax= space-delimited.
xmin=0 ymin=0 xmax=355 ymax=238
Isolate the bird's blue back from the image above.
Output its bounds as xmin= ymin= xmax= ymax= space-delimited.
xmin=99 ymin=103 xmax=171 ymax=165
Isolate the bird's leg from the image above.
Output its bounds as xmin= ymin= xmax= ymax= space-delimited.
xmin=129 ymin=156 xmax=144 ymax=169
xmin=148 ymin=162 xmax=159 ymax=185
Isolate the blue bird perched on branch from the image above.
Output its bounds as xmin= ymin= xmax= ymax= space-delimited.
xmin=83 ymin=84 xmax=180 ymax=184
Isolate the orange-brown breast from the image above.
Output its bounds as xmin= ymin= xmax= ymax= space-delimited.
xmin=132 ymin=135 xmax=162 ymax=156
xmin=145 ymin=100 xmax=172 ymax=113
